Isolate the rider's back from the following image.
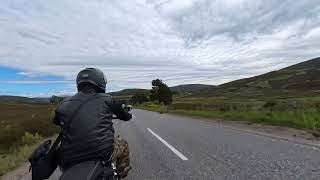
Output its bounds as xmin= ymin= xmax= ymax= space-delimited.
xmin=54 ymin=91 xmax=114 ymax=170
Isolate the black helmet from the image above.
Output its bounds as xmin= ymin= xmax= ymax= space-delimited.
xmin=76 ymin=68 xmax=107 ymax=93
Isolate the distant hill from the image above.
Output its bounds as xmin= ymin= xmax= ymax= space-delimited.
xmin=109 ymin=84 xmax=214 ymax=97
xmin=0 ymin=84 xmax=212 ymax=103
xmin=191 ymin=57 xmax=320 ymax=98
xmin=109 ymin=88 xmax=150 ymax=97
xmin=0 ymin=96 xmax=50 ymax=103
xmin=170 ymin=84 xmax=214 ymax=93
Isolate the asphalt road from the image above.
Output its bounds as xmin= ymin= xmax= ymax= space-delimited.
xmin=48 ymin=109 xmax=320 ymax=180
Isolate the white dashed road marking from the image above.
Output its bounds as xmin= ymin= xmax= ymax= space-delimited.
xmin=147 ymin=128 xmax=188 ymax=161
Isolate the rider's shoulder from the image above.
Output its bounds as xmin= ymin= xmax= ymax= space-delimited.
xmin=54 ymin=96 xmax=73 ymax=111
xmin=96 ymin=93 xmax=112 ymax=98
xmin=58 ymin=93 xmax=113 ymax=105
xmin=96 ymin=93 xmax=112 ymax=97
xmin=55 ymin=96 xmax=71 ymax=105
xmin=96 ymin=93 xmax=113 ymax=102
xmin=61 ymin=96 xmax=72 ymax=102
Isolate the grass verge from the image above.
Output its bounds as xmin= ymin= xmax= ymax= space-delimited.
xmin=0 ymin=132 xmax=57 ymax=176
xmin=0 ymin=101 xmax=59 ymax=176
xmin=137 ymin=103 xmax=320 ymax=130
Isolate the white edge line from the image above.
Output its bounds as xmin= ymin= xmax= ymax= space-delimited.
xmin=147 ymin=128 xmax=188 ymax=161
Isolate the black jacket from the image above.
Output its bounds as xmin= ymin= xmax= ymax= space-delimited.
xmin=53 ymin=92 xmax=130 ymax=169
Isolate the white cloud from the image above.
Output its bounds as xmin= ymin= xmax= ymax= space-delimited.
xmin=0 ymin=0 xmax=319 ymax=94
xmin=20 ymin=90 xmax=77 ymax=98
xmin=0 ymin=80 xmax=71 ymax=84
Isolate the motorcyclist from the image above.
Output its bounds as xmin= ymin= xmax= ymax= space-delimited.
xmin=53 ymin=68 xmax=131 ymax=178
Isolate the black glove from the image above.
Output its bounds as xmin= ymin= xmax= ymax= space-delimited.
xmin=117 ymin=111 xmax=132 ymax=121
xmin=110 ymin=103 xmax=132 ymax=121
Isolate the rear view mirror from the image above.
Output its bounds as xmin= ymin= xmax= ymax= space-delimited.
xmin=123 ymin=104 xmax=132 ymax=112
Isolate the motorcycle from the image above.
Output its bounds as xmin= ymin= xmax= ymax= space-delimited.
xmin=59 ymin=160 xmax=120 ymax=180
xmin=29 ymin=102 xmax=131 ymax=180
xmin=58 ymin=104 xmax=132 ymax=180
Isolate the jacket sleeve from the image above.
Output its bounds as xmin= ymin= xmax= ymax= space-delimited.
xmin=52 ymin=99 xmax=66 ymax=126
xmin=53 ymin=109 xmax=60 ymax=125
xmin=100 ymin=93 xmax=132 ymax=121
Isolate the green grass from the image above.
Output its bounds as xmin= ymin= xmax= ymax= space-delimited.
xmin=248 ymin=80 xmax=271 ymax=88
xmin=171 ymin=110 xmax=320 ymax=130
xmin=268 ymin=74 xmax=293 ymax=81
xmin=0 ymin=144 xmax=38 ymax=176
xmin=0 ymin=102 xmax=58 ymax=152
xmin=0 ymin=133 xmax=58 ymax=176
xmin=0 ymin=102 xmax=59 ymax=176
xmin=136 ymin=102 xmax=169 ymax=113
xmin=137 ymin=102 xmax=320 ymax=130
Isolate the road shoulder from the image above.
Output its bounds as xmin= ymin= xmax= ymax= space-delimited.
xmin=1 ymin=162 xmax=30 ymax=180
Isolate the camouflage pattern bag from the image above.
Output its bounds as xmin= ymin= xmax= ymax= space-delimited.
xmin=112 ymin=137 xmax=131 ymax=178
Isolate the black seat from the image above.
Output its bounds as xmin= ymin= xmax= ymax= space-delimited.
xmin=59 ymin=161 xmax=114 ymax=180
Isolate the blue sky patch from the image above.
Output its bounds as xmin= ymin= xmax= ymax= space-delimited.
xmin=0 ymin=66 xmax=70 ymax=97
xmin=0 ymin=66 xmax=64 ymax=81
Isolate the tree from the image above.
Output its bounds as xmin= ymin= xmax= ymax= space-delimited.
xmin=50 ymin=95 xmax=64 ymax=103
xmin=150 ymin=79 xmax=173 ymax=105
xmin=131 ymin=92 xmax=148 ymax=105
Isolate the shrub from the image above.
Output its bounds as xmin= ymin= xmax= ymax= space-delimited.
xmin=0 ymin=137 xmax=53 ymax=176
xmin=21 ymin=132 xmax=43 ymax=146
xmin=263 ymin=100 xmax=277 ymax=109
xmin=131 ymin=92 xmax=149 ymax=105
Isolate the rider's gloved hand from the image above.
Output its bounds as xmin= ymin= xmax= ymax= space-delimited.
xmin=110 ymin=103 xmax=132 ymax=121
xmin=116 ymin=111 xmax=132 ymax=121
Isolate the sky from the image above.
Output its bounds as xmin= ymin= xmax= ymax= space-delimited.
xmin=0 ymin=0 xmax=320 ymax=97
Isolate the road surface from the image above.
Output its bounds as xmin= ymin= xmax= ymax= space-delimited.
xmin=45 ymin=109 xmax=320 ymax=179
